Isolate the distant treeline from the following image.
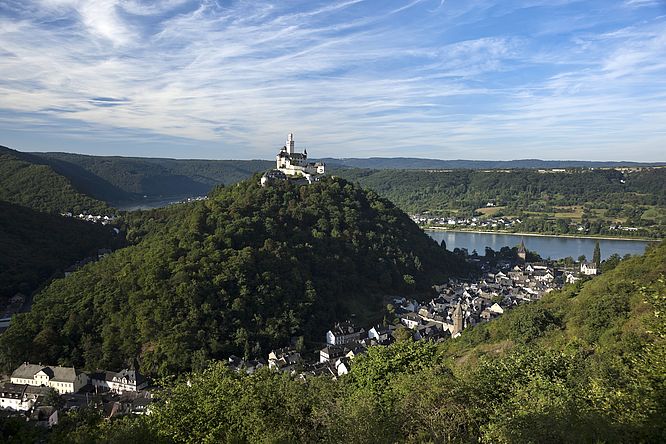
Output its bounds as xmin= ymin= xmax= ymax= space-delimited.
xmin=321 ymin=157 xmax=666 ymax=170
xmin=33 ymin=152 xmax=273 ymax=204
xmin=0 ymin=146 xmax=109 ymax=214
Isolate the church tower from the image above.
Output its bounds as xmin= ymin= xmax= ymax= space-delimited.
xmin=452 ymin=301 xmax=464 ymax=336
xmin=286 ymin=133 xmax=295 ymax=155
xmin=517 ymin=240 xmax=526 ymax=263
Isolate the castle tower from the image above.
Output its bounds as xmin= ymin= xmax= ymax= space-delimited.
xmin=452 ymin=301 xmax=464 ymax=336
xmin=286 ymin=133 xmax=295 ymax=155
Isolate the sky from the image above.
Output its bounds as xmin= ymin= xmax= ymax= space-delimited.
xmin=0 ymin=0 xmax=665 ymax=161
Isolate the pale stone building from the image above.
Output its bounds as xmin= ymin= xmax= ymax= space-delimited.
xmin=11 ymin=363 xmax=88 ymax=394
xmin=90 ymin=369 xmax=148 ymax=394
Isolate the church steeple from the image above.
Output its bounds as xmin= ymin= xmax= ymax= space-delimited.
xmin=452 ymin=301 xmax=464 ymax=336
xmin=517 ymin=240 xmax=526 ymax=262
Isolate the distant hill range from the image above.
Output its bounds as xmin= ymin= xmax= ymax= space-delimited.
xmin=2 ymin=145 xmax=663 ymax=210
xmin=31 ymin=151 xmax=273 ymax=205
xmin=320 ymin=157 xmax=666 ymax=170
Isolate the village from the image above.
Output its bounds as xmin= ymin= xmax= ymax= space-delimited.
xmin=228 ymin=242 xmax=599 ymax=379
xmin=411 ymin=213 xmax=642 ymax=234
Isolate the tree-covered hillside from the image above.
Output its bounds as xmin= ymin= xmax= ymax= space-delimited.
xmin=0 ymin=201 xmax=117 ymax=307
xmin=0 ymin=147 xmax=109 ymax=214
xmin=336 ymin=167 xmax=666 ymax=237
xmin=14 ymin=240 xmax=665 ymax=443
xmin=0 ymin=177 xmax=466 ymax=376
xmin=336 ymin=167 xmax=666 ymax=212
xmin=34 ymin=152 xmax=273 ymax=204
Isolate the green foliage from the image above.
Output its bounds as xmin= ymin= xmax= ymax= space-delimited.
xmin=47 ymin=409 xmax=159 ymax=444
xmin=0 ymin=177 xmax=465 ymax=376
xmin=0 ymin=201 xmax=116 ymax=306
xmin=501 ymin=304 xmax=561 ymax=343
xmin=34 ymin=151 xmax=273 ymax=204
xmin=593 ymin=240 xmax=601 ymax=267
xmin=0 ymin=146 xmax=109 ymax=214
xmin=336 ymin=167 xmax=666 ymax=237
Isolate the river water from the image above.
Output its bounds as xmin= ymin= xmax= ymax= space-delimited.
xmin=425 ymin=230 xmax=655 ymax=260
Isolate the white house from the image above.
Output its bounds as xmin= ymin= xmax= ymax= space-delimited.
xmin=400 ymin=312 xmax=422 ymax=330
xmin=319 ymin=345 xmax=345 ymax=363
xmin=367 ymin=325 xmax=395 ymax=342
xmin=11 ymin=363 xmax=88 ymax=394
xmin=580 ymin=262 xmax=598 ymax=275
xmin=90 ymin=369 xmax=148 ymax=394
xmin=326 ymin=322 xmax=365 ymax=345
xmin=334 ymin=358 xmax=350 ymax=377
xmin=0 ymin=383 xmax=51 ymax=411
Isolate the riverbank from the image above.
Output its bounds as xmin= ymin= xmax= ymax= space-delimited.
xmin=423 ymin=226 xmax=662 ymax=242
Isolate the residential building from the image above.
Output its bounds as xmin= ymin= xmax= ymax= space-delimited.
xmin=11 ymin=363 xmax=88 ymax=394
xmin=326 ymin=322 xmax=365 ymax=345
xmin=90 ymin=369 xmax=148 ymax=394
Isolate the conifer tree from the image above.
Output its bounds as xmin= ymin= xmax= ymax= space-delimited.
xmin=593 ymin=241 xmax=601 ymax=267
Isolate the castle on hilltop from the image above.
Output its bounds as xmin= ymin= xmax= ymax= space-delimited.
xmin=262 ymin=133 xmax=325 ymax=185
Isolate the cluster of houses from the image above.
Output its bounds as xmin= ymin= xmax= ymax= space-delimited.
xmin=411 ymin=213 xmax=643 ymax=235
xmin=0 ymin=362 xmax=150 ymax=417
xmin=411 ymin=213 xmax=523 ymax=230
xmin=61 ymin=212 xmax=116 ymax=225
xmin=226 ymin=249 xmax=598 ymax=380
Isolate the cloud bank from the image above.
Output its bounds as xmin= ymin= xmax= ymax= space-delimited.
xmin=0 ymin=0 xmax=664 ymax=160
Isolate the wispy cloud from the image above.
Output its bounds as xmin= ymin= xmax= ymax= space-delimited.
xmin=0 ymin=0 xmax=664 ymax=160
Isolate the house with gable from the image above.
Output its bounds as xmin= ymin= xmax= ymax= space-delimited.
xmin=580 ymin=261 xmax=598 ymax=275
xmin=268 ymin=347 xmax=303 ymax=372
xmin=326 ymin=322 xmax=365 ymax=346
xmin=0 ymin=383 xmax=51 ymax=411
xmin=11 ymin=363 xmax=88 ymax=394
xmin=90 ymin=369 xmax=148 ymax=394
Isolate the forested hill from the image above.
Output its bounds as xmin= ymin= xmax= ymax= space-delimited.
xmin=322 ymin=157 xmax=666 ymax=170
xmin=336 ymin=168 xmax=666 ymax=238
xmin=0 ymin=201 xmax=117 ymax=306
xmin=33 ymin=151 xmax=273 ymax=204
xmin=0 ymin=146 xmax=109 ymax=214
xmin=335 ymin=167 xmax=666 ymax=213
xmin=0 ymin=177 xmax=467 ymax=376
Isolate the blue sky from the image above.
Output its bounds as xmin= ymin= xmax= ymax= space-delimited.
xmin=0 ymin=0 xmax=665 ymax=161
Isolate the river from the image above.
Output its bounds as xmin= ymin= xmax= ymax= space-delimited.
xmin=425 ymin=230 xmax=655 ymax=260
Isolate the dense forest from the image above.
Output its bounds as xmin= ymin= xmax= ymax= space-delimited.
xmin=0 ymin=177 xmax=466 ymax=376
xmin=0 ymin=201 xmax=117 ymax=307
xmin=0 ymin=147 xmax=109 ymax=214
xmin=336 ymin=167 xmax=666 ymax=211
xmin=34 ymin=152 xmax=273 ymax=204
xmin=6 ymin=240 xmax=664 ymax=443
